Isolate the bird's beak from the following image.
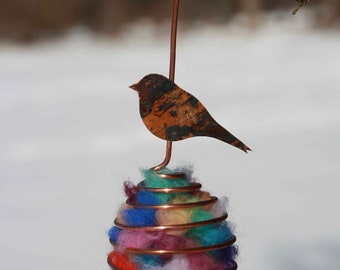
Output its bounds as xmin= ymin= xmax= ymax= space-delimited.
xmin=129 ymin=84 xmax=138 ymax=91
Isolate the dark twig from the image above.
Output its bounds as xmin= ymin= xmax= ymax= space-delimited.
xmin=293 ymin=0 xmax=311 ymax=15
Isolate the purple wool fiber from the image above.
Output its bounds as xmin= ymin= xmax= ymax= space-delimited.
xmin=213 ymin=245 xmax=238 ymax=265
xmin=151 ymin=233 xmax=198 ymax=260
xmin=188 ymin=252 xmax=225 ymax=270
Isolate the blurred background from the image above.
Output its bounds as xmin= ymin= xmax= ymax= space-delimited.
xmin=0 ymin=0 xmax=339 ymax=42
xmin=1 ymin=1 xmax=340 ymax=270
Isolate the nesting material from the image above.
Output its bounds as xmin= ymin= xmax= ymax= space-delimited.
xmin=108 ymin=168 xmax=238 ymax=270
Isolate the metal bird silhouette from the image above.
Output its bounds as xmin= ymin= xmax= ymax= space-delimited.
xmin=130 ymin=74 xmax=251 ymax=153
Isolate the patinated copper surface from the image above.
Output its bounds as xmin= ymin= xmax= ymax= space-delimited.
xmin=130 ymin=74 xmax=251 ymax=153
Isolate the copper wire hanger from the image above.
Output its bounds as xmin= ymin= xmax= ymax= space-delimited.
xmin=151 ymin=0 xmax=180 ymax=172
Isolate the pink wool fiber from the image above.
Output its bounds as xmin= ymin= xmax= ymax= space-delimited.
xmin=117 ymin=231 xmax=162 ymax=251
xmin=188 ymin=253 xmax=225 ymax=270
xmin=152 ymin=233 xmax=198 ymax=251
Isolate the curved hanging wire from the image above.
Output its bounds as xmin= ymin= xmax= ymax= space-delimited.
xmin=151 ymin=0 xmax=180 ymax=172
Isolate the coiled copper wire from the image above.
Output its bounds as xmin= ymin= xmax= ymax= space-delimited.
xmin=122 ymin=236 xmax=236 ymax=255
xmin=112 ymin=175 xmax=237 ymax=267
xmin=126 ymin=196 xmax=218 ymax=209
xmin=113 ymin=172 xmax=237 ymax=257
xmin=138 ymin=181 xmax=202 ymax=193
xmin=114 ymin=213 xmax=229 ymax=231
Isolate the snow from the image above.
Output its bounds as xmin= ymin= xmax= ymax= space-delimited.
xmin=1 ymin=14 xmax=340 ymax=270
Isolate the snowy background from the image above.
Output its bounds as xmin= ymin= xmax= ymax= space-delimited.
xmin=1 ymin=13 xmax=340 ymax=270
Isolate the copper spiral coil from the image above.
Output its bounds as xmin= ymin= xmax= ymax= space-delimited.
xmin=109 ymin=260 xmax=237 ymax=270
xmin=126 ymin=196 xmax=218 ymax=209
xmin=111 ymin=173 xmax=237 ymax=268
xmin=114 ymin=235 xmax=236 ymax=255
xmin=113 ymin=172 xmax=237 ymax=261
xmin=138 ymin=181 xmax=202 ymax=193
xmin=114 ymin=213 xmax=229 ymax=231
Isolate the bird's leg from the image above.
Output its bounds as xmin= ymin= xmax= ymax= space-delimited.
xmin=151 ymin=141 xmax=172 ymax=171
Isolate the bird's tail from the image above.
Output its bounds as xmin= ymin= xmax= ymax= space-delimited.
xmin=214 ymin=128 xmax=251 ymax=153
xmin=229 ymin=138 xmax=251 ymax=153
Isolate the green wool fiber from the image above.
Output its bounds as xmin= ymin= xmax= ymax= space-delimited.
xmin=141 ymin=168 xmax=190 ymax=203
xmin=153 ymin=192 xmax=174 ymax=204
xmin=191 ymin=208 xmax=214 ymax=222
xmin=142 ymin=168 xmax=189 ymax=188
xmin=186 ymin=209 xmax=215 ymax=242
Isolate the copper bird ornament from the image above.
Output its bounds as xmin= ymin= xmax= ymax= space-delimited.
xmin=130 ymin=74 xmax=251 ymax=153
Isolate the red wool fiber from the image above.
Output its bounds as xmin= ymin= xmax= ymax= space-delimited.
xmin=107 ymin=251 xmax=138 ymax=270
xmin=123 ymin=181 xmax=139 ymax=202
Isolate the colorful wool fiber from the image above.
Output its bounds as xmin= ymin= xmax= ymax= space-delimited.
xmin=124 ymin=181 xmax=139 ymax=202
xmin=188 ymin=252 xmax=225 ymax=270
xmin=213 ymin=246 xmax=239 ymax=265
xmin=136 ymin=191 xmax=162 ymax=205
xmin=107 ymin=251 xmax=138 ymax=270
xmin=156 ymin=207 xmax=193 ymax=226
xmin=162 ymin=255 xmax=190 ymax=270
xmin=123 ymin=208 xmax=156 ymax=226
xmin=142 ymin=168 xmax=188 ymax=189
xmin=108 ymin=167 xmax=238 ymax=270
xmin=108 ymin=226 xmax=121 ymax=244
xmin=117 ymin=231 xmax=162 ymax=251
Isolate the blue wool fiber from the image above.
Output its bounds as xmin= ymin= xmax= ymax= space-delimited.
xmin=132 ymin=254 xmax=165 ymax=269
xmin=123 ymin=208 xmax=156 ymax=226
xmin=201 ymin=223 xmax=233 ymax=246
xmin=187 ymin=209 xmax=234 ymax=247
xmin=188 ymin=222 xmax=234 ymax=247
xmin=186 ymin=209 xmax=214 ymax=242
xmin=212 ymin=245 xmax=238 ymax=264
xmin=108 ymin=226 xmax=122 ymax=244
xmin=136 ymin=191 xmax=161 ymax=205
